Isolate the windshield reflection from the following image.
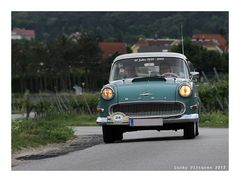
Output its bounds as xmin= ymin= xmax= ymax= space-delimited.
xmin=109 ymin=57 xmax=188 ymax=81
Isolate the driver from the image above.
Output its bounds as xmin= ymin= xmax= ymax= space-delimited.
xmin=124 ymin=66 xmax=136 ymax=78
xmin=160 ymin=63 xmax=172 ymax=75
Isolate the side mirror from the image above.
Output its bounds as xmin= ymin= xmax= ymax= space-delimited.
xmin=104 ymin=80 xmax=109 ymax=85
xmin=190 ymin=71 xmax=199 ymax=82
xmin=187 ymin=61 xmax=194 ymax=71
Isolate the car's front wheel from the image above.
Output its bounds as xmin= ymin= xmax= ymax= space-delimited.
xmin=102 ymin=125 xmax=115 ymax=143
xmin=184 ymin=122 xmax=198 ymax=139
xmin=196 ymin=122 xmax=199 ymax=136
xmin=102 ymin=126 xmax=123 ymax=143
xmin=114 ymin=128 xmax=123 ymax=141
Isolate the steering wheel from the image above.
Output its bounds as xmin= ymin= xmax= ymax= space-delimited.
xmin=162 ymin=72 xmax=179 ymax=78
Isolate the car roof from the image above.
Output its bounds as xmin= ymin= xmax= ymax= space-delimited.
xmin=113 ymin=52 xmax=187 ymax=63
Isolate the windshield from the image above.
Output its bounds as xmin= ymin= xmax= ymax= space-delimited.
xmin=109 ymin=57 xmax=189 ymax=81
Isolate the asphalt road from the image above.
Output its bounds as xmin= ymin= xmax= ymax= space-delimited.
xmin=13 ymin=127 xmax=228 ymax=171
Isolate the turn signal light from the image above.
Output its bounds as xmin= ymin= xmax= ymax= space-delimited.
xmin=96 ymin=108 xmax=104 ymax=113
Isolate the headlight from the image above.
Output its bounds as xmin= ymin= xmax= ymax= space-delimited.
xmin=101 ymin=87 xmax=114 ymax=100
xmin=179 ymin=84 xmax=192 ymax=97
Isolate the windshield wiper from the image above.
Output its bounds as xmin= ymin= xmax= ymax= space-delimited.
xmin=160 ymin=73 xmax=179 ymax=78
xmin=132 ymin=75 xmax=166 ymax=82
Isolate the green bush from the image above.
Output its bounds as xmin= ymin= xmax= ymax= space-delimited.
xmin=198 ymin=80 xmax=228 ymax=112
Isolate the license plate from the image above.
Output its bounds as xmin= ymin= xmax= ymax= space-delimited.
xmin=129 ymin=118 xmax=163 ymax=126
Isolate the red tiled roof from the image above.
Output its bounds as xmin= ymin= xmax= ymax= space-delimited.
xmin=192 ymin=34 xmax=226 ymax=47
xmin=135 ymin=38 xmax=177 ymax=46
xmin=192 ymin=40 xmax=218 ymax=47
xmin=12 ymin=28 xmax=35 ymax=39
xmin=98 ymin=41 xmax=127 ymax=59
xmin=192 ymin=39 xmax=226 ymax=53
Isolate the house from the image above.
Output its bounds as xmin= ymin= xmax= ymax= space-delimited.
xmin=12 ymin=28 xmax=35 ymax=40
xmin=192 ymin=34 xmax=228 ymax=53
xmin=131 ymin=38 xmax=180 ymax=53
xmin=98 ymin=41 xmax=127 ymax=59
xmin=192 ymin=39 xmax=224 ymax=53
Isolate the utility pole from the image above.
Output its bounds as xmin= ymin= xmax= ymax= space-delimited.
xmin=181 ymin=24 xmax=184 ymax=55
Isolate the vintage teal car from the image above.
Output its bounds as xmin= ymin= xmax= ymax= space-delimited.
xmin=96 ymin=52 xmax=200 ymax=143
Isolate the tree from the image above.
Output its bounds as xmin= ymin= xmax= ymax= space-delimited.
xmin=12 ymin=32 xmax=103 ymax=93
xmin=12 ymin=12 xmax=228 ymax=42
xmin=171 ymin=39 xmax=228 ymax=74
xmin=68 ymin=32 xmax=101 ymax=89
xmin=12 ymin=40 xmax=35 ymax=93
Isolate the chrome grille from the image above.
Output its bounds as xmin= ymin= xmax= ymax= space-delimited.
xmin=110 ymin=102 xmax=185 ymax=118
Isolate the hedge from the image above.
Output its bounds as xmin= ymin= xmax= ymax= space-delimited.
xmin=12 ymin=93 xmax=99 ymax=119
xmin=12 ymin=80 xmax=228 ymax=119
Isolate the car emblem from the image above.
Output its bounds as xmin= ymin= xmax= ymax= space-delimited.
xmin=140 ymin=92 xmax=152 ymax=96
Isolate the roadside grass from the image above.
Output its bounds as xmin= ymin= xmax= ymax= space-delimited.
xmin=200 ymin=112 xmax=228 ymax=128
xmin=43 ymin=112 xmax=97 ymax=126
xmin=12 ymin=113 xmax=97 ymax=152
xmin=12 ymin=119 xmax=75 ymax=153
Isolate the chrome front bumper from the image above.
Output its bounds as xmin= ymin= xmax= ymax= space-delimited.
xmin=96 ymin=114 xmax=199 ymax=126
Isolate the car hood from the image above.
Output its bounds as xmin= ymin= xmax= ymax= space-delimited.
xmin=111 ymin=78 xmax=185 ymax=103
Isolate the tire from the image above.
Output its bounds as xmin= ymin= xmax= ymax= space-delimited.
xmin=114 ymin=128 xmax=123 ymax=141
xmin=196 ymin=122 xmax=199 ymax=136
xmin=184 ymin=123 xmax=196 ymax=139
xmin=102 ymin=125 xmax=115 ymax=143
